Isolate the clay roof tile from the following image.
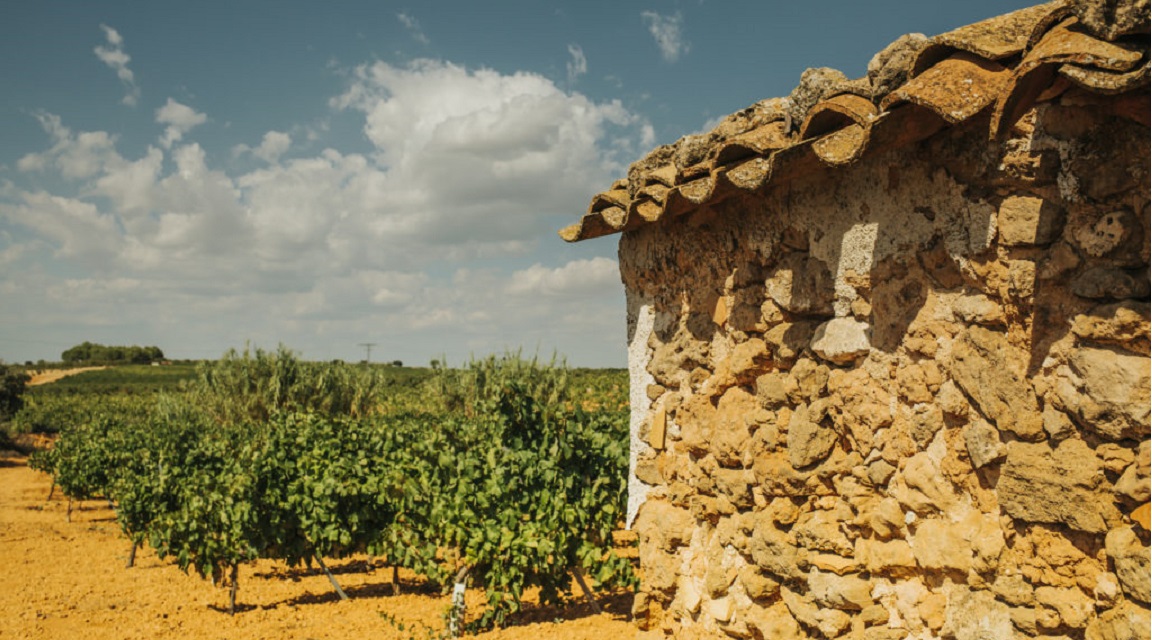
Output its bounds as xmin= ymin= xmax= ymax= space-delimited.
xmin=562 ymin=0 xmax=1149 ymax=243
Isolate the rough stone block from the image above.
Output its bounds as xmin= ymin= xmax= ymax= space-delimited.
xmin=810 ymin=317 xmax=872 ymax=364
xmin=947 ymin=326 xmax=1044 ymax=440
xmin=998 ymin=195 xmax=1064 ymax=246
xmin=999 ymin=439 xmax=1106 ymax=533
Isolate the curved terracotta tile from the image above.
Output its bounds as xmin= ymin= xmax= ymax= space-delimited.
xmin=632 ymin=198 xmax=665 ymax=223
xmin=993 ymin=18 xmax=1146 ymax=137
xmin=601 ymin=205 xmax=628 ymax=230
xmin=1024 ymin=17 xmax=1144 ymax=72
xmin=1060 ymin=61 xmax=1150 ymax=94
xmin=882 ymin=52 xmax=1011 ymax=124
xmin=1068 ymin=0 xmax=1151 ymax=41
xmin=588 ymin=188 xmax=630 ymax=214
xmin=716 ymin=157 xmax=775 ymax=192
xmin=638 ymin=182 xmax=672 ymax=204
xmin=812 ymin=123 xmax=870 ymax=166
xmin=712 ymin=121 xmax=790 ymax=168
xmin=645 ymin=164 xmax=678 ymax=188
xmin=913 ymin=2 xmax=1068 ymax=75
xmin=800 ymin=93 xmax=879 ymax=139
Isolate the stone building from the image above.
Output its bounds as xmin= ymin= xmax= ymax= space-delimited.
xmin=562 ymin=1 xmax=1150 ymax=638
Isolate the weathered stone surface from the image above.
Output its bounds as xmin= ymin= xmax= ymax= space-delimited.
xmin=855 ymin=538 xmax=917 ymax=574
xmin=810 ymin=317 xmax=872 ymax=364
xmin=935 ymin=379 xmax=969 ymax=416
xmin=962 ymin=419 xmax=1005 ymax=469
xmin=867 ymin=460 xmax=896 ymax=488
xmin=1114 ymin=440 xmax=1150 ymax=503
xmin=911 ymin=518 xmax=972 ymax=572
xmin=1072 ymin=267 xmax=1150 ymax=300
xmin=907 ymin=403 xmax=944 ymax=448
xmin=1085 ymin=599 xmax=1152 ymax=640
xmin=765 ymin=320 xmax=821 ymax=368
xmin=710 ymin=338 xmax=770 ymax=389
xmin=1076 ymin=210 xmax=1138 ymax=257
xmin=765 ymin=253 xmax=835 ymax=317
xmin=787 ymin=401 xmax=838 ymax=468
xmin=635 ymin=500 xmax=695 ymax=551
xmin=747 ymin=518 xmax=804 ymax=582
xmin=752 ymin=450 xmax=834 ymax=498
xmin=867 ymin=32 xmax=928 ymax=97
xmin=1071 ymin=0 xmax=1151 ymax=40
xmin=755 ymin=371 xmax=789 ymax=408
xmin=858 ymin=496 xmax=905 ymax=539
xmin=999 ymin=440 xmax=1106 ymax=533
xmin=647 ymin=326 xmax=710 ymax=388
xmin=991 ymin=573 xmax=1035 ymax=606
xmin=941 ymin=585 xmax=1013 ymax=640
xmin=827 ymin=368 xmax=893 ymax=453
xmin=788 ymin=358 xmax=829 ymax=402
xmin=1071 ymin=301 xmax=1151 ymax=354
xmin=609 ymin=24 xmax=1152 ymax=637
xmin=745 ymin=602 xmax=804 ymax=640
xmin=807 ymin=569 xmax=873 ymax=610
xmin=1036 ymin=585 xmax=1095 ymax=629
xmin=947 ymin=326 xmax=1044 ymax=440
xmin=1105 ymin=526 xmax=1150 ymax=604
xmin=1052 ymin=347 xmax=1151 ymax=441
xmin=781 ymin=585 xmax=851 ymax=638
xmin=894 ymin=452 xmax=957 ymax=514
xmin=951 ymin=293 xmax=1006 ymax=326
xmin=713 ymin=467 xmax=754 ymax=508
xmin=738 ymin=566 xmax=779 ymax=601
xmin=793 ymin=501 xmax=855 ymax=556
xmin=999 ymin=195 xmax=1065 ymax=246
xmin=1042 ymin=404 xmax=1078 ymax=442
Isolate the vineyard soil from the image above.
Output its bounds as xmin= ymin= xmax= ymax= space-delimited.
xmin=27 ymin=368 xmax=108 ymax=386
xmin=0 ymin=455 xmax=636 ymax=639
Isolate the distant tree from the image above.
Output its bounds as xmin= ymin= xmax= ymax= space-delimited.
xmin=61 ymin=342 xmax=165 ymax=365
xmin=0 ymin=364 xmax=30 ymax=420
xmin=391 ymin=360 xmax=403 ymax=367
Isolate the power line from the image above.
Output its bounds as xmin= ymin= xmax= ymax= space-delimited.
xmin=358 ymin=342 xmax=377 ymax=364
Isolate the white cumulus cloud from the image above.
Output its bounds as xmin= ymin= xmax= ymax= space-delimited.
xmin=641 ymin=11 xmax=689 ymax=62
xmin=1 ymin=59 xmax=644 ymax=364
xmin=94 ymin=24 xmax=141 ymax=106
xmin=156 ymin=99 xmax=208 ymax=149
xmin=398 ymin=12 xmax=430 ymax=45
xmin=567 ymin=44 xmax=587 ymax=87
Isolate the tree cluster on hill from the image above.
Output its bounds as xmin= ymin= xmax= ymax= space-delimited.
xmin=61 ymin=342 xmax=165 ymax=365
xmin=0 ymin=364 xmax=30 ymax=420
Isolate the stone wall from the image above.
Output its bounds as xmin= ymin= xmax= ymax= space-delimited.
xmin=619 ymin=95 xmax=1150 ymax=639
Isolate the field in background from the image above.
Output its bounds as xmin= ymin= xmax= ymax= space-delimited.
xmin=2 ymin=353 xmax=634 ymax=638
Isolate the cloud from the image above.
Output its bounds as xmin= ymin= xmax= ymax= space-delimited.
xmin=507 ymin=257 xmax=618 ymax=297
xmin=330 ymin=59 xmax=647 ymax=246
xmin=232 ymin=130 xmax=292 ymax=164
xmin=2 ymin=60 xmax=645 ymax=364
xmin=17 ymin=112 xmax=119 ymax=179
xmin=641 ymin=11 xmax=689 ymax=62
xmin=397 ymin=12 xmax=430 ymax=45
xmin=94 ymin=24 xmax=141 ymax=107
xmin=155 ymin=99 xmax=207 ymax=149
xmin=0 ymin=191 xmax=120 ymax=265
xmin=566 ymin=44 xmax=587 ymax=87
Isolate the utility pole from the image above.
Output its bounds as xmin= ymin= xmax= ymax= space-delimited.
xmin=358 ymin=342 xmax=377 ymax=364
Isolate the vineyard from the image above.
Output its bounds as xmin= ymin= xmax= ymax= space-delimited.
xmin=8 ymin=349 xmax=634 ymax=636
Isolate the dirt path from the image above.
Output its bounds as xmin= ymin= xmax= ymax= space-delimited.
xmin=27 ymin=367 xmax=108 ymax=386
xmin=0 ymin=456 xmax=636 ymax=639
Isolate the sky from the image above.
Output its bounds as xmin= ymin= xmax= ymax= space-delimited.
xmin=0 ymin=0 xmax=1036 ymax=367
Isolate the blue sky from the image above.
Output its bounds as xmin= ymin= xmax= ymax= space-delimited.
xmin=0 ymin=1 xmax=1034 ymax=366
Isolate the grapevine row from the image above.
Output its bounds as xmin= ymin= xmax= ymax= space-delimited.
xmin=25 ymin=350 xmax=635 ymax=630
